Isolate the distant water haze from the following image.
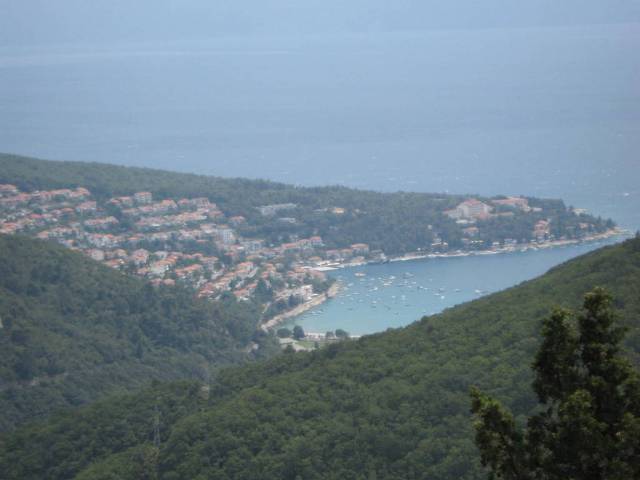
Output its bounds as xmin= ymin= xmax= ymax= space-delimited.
xmin=1 ymin=3 xmax=639 ymax=226
xmin=2 ymin=25 xmax=638 ymax=227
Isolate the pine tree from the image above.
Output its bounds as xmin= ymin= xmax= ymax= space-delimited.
xmin=471 ymin=288 xmax=640 ymax=479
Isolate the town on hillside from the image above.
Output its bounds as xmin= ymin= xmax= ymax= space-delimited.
xmin=0 ymin=184 xmax=617 ymax=327
xmin=0 ymin=185 xmax=355 ymax=322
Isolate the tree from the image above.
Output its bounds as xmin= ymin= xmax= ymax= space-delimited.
xmin=292 ymin=325 xmax=305 ymax=340
xmin=470 ymin=288 xmax=640 ymax=479
xmin=335 ymin=329 xmax=349 ymax=339
xmin=276 ymin=328 xmax=292 ymax=339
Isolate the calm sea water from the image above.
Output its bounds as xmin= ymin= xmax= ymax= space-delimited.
xmin=1 ymin=24 xmax=638 ymax=228
xmin=1 ymin=23 xmax=638 ymax=334
xmin=283 ymin=237 xmax=626 ymax=335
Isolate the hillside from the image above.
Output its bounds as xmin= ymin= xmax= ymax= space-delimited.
xmin=2 ymin=236 xmax=638 ymax=480
xmin=0 ymin=153 xmax=613 ymax=255
xmin=0 ymin=235 xmax=277 ymax=432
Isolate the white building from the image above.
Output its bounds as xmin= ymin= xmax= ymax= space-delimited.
xmin=445 ymin=199 xmax=492 ymax=220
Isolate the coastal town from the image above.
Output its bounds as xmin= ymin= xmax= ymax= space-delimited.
xmin=0 ymin=184 xmax=345 ymax=315
xmin=0 ymin=183 xmax=620 ymax=332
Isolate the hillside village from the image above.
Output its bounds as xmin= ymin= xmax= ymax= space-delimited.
xmin=0 ymin=183 xmax=614 ymax=324
xmin=0 ymin=184 xmax=355 ymax=318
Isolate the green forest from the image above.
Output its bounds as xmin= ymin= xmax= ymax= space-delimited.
xmin=0 ymin=154 xmax=613 ymax=254
xmin=0 ymin=235 xmax=278 ymax=432
xmin=2 ymin=236 xmax=638 ymax=479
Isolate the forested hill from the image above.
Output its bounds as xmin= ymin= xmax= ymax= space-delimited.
xmin=0 ymin=235 xmax=276 ymax=432
xmin=0 ymin=153 xmax=612 ymax=254
xmin=3 ymin=236 xmax=639 ymax=480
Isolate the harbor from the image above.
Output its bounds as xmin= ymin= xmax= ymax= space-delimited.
xmin=280 ymin=232 xmax=629 ymax=336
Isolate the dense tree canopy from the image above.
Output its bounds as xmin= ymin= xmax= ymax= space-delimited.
xmin=471 ymin=288 xmax=640 ymax=479
xmin=0 ymin=235 xmax=277 ymax=432
xmin=1 ymin=237 xmax=638 ymax=479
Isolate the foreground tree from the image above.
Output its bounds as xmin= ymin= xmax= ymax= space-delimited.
xmin=471 ymin=288 xmax=640 ymax=479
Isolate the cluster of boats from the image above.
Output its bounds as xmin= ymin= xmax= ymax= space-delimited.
xmin=305 ymin=271 xmax=489 ymax=318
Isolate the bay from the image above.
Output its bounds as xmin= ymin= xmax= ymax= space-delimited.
xmin=284 ymin=237 xmax=626 ymax=336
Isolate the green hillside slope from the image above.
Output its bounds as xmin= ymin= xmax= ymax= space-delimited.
xmin=2 ymin=237 xmax=639 ymax=480
xmin=0 ymin=235 xmax=275 ymax=432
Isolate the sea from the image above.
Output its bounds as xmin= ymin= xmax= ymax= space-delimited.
xmin=1 ymin=22 xmax=639 ymax=334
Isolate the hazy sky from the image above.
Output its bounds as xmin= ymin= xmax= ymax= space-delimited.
xmin=2 ymin=0 xmax=640 ymax=47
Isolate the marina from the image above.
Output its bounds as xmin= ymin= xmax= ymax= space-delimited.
xmin=282 ymin=235 xmax=627 ymax=336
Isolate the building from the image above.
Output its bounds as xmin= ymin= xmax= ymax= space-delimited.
xmin=130 ymin=249 xmax=150 ymax=266
xmin=534 ymin=219 xmax=551 ymax=241
xmin=134 ymin=191 xmax=153 ymax=204
xmin=351 ymin=243 xmax=370 ymax=256
xmin=491 ymin=196 xmax=530 ymax=211
xmin=86 ymin=249 xmax=105 ymax=262
xmin=445 ymin=199 xmax=492 ymax=220
xmin=0 ymin=184 xmax=19 ymax=197
xmin=215 ymin=228 xmax=236 ymax=245
xmin=75 ymin=201 xmax=98 ymax=214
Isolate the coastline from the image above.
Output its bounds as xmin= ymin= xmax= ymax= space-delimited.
xmin=261 ymin=227 xmax=628 ymax=331
xmin=320 ymin=227 xmax=628 ymax=270
xmin=261 ymin=282 xmax=341 ymax=331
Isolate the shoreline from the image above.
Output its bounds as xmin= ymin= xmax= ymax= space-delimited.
xmin=318 ymin=227 xmax=628 ymax=270
xmin=261 ymin=228 xmax=628 ymax=331
xmin=261 ymin=282 xmax=341 ymax=331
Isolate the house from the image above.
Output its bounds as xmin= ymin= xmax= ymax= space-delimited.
xmin=68 ymin=187 xmax=91 ymax=200
xmin=534 ymin=219 xmax=551 ymax=241
xmin=178 ymin=198 xmax=210 ymax=209
xmin=0 ymin=193 xmax=31 ymax=209
xmin=111 ymin=196 xmax=135 ymax=207
xmin=76 ymin=201 xmax=98 ymax=214
xmin=351 ymin=243 xmax=370 ymax=255
xmin=215 ymin=228 xmax=236 ymax=245
xmin=85 ymin=234 xmax=122 ymax=248
xmin=134 ymin=191 xmax=153 ymax=204
xmin=0 ymin=184 xmax=19 ymax=197
xmin=86 ymin=249 xmax=105 ymax=262
xmin=174 ymin=264 xmax=204 ymax=280
xmin=130 ymin=249 xmax=150 ymax=266
xmin=104 ymin=258 xmax=125 ymax=269
xmin=148 ymin=260 xmax=172 ymax=277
